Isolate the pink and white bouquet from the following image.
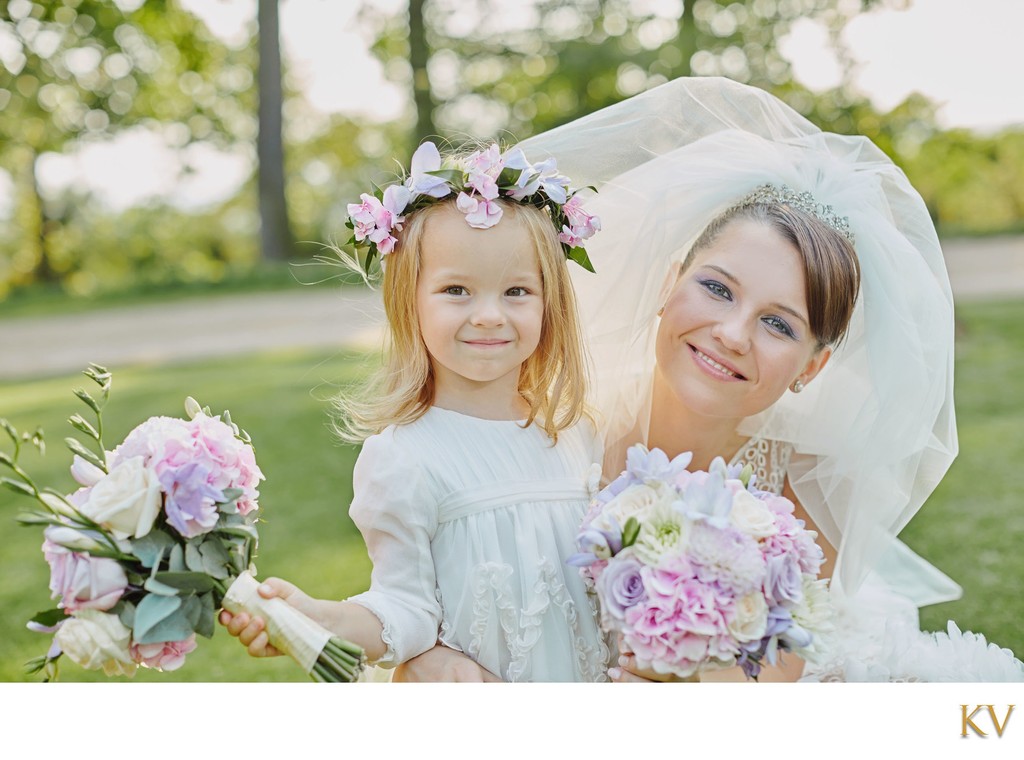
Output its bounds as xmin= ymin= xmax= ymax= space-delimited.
xmin=2 ymin=365 xmax=364 ymax=682
xmin=570 ymin=445 xmax=834 ymax=680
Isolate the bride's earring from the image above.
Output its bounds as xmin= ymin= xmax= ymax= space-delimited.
xmin=657 ymin=306 xmax=665 ymax=317
xmin=790 ymin=379 xmax=805 ymax=393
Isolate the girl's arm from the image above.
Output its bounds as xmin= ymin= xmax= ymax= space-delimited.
xmin=219 ymin=578 xmax=390 ymax=662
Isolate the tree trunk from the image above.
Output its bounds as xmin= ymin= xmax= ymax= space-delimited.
xmin=408 ymin=0 xmax=437 ymax=151
xmin=27 ymin=151 xmax=57 ymax=285
xmin=257 ymin=0 xmax=293 ymax=262
xmin=676 ymin=0 xmax=697 ymax=77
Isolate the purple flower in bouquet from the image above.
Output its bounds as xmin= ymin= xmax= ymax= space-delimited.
xmin=570 ymin=443 xmax=832 ymax=680
xmin=765 ymin=552 xmax=804 ymax=607
xmin=159 ymin=460 xmax=225 ymax=538
xmin=596 ymin=557 xmax=646 ymax=620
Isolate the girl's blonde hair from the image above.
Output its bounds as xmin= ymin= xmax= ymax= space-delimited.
xmin=333 ymin=197 xmax=589 ymax=444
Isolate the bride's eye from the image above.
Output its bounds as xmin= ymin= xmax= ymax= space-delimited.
xmin=762 ymin=315 xmax=795 ymax=338
xmin=699 ymin=279 xmax=731 ymax=299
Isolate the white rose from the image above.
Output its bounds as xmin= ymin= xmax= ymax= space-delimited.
xmin=55 ymin=610 xmax=137 ymax=677
xmin=729 ymin=490 xmax=778 ymax=539
xmin=728 ymin=591 xmax=769 ymax=643
xmin=70 ymin=454 xmax=106 ymax=487
xmin=594 ymin=482 xmax=673 ymax=533
xmin=79 ymin=456 xmax=162 ymax=539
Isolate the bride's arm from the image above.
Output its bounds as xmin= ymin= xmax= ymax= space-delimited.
xmin=392 ymin=643 xmax=502 ymax=682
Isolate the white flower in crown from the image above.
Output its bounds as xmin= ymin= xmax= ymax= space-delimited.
xmin=404 ymin=141 xmax=452 ymax=200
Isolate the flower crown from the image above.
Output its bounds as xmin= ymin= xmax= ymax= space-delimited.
xmin=346 ymin=141 xmax=600 ymax=272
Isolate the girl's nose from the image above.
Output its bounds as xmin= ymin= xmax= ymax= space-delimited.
xmin=710 ymin=313 xmax=752 ymax=355
xmin=470 ymin=296 xmax=506 ymax=327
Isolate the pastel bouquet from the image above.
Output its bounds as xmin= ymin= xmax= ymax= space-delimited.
xmin=1 ymin=365 xmax=364 ymax=682
xmin=570 ymin=445 xmax=834 ymax=680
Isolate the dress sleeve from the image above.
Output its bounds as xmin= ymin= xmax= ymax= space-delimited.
xmin=345 ymin=428 xmax=442 ymax=667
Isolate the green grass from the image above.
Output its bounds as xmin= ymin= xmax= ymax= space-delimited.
xmin=1 ymin=297 xmax=1022 ymax=681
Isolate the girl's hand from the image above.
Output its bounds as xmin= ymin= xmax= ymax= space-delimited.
xmin=393 ymin=643 xmax=502 ymax=682
xmin=218 ymin=577 xmax=313 ymax=658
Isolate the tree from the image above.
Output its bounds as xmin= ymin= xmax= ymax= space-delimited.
xmin=0 ymin=0 xmax=255 ymax=288
xmin=256 ymin=0 xmax=293 ymax=261
xmin=362 ymin=0 xmax=909 ymax=144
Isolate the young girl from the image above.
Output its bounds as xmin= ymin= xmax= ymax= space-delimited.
xmin=221 ymin=142 xmax=611 ymax=682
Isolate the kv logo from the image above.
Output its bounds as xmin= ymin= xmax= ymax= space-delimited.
xmin=961 ymin=704 xmax=1015 ymax=737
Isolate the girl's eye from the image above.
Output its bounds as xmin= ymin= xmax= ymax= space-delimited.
xmin=505 ymin=286 xmax=529 ymax=297
xmin=699 ymin=279 xmax=731 ymax=299
xmin=762 ymin=315 xmax=795 ymax=338
xmin=444 ymin=286 xmax=467 ymax=296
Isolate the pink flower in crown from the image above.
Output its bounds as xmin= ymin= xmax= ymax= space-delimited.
xmin=347 ymin=185 xmax=411 ymax=254
xmin=559 ymin=225 xmax=583 ymax=249
xmin=405 ymin=141 xmax=452 ymax=199
xmin=563 ymin=195 xmax=601 ymax=240
xmin=131 ymin=634 xmax=198 ymax=671
xmin=456 ymin=191 xmax=503 ymax=229
xmin=465 ymin=144 xmax=504 ymax=201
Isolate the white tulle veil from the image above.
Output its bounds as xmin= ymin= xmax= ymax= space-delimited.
xmin=519 ymin=77 xmax=960 ymax=610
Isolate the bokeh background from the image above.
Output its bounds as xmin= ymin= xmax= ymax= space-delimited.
xmin=2 ymin=0 xmax=1022 ymax=682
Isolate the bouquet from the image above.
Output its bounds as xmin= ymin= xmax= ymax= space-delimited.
xmin=1 ymin=365 xmax=364 ymax=682
xmin=570 ymin=445 xmax=833 ymax=680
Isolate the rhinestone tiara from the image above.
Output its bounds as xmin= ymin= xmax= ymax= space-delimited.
xmin=734 ymin=183 xmax=855 ymax=244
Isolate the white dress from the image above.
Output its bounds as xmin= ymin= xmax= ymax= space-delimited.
xmin=346 ymin=406 xmax=612 ymax=682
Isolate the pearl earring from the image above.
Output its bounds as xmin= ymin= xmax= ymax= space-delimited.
xmin=657 ymin=306 xmax=665 ymax=317
xmin=790 ymin=379 xmax=805 ymax=393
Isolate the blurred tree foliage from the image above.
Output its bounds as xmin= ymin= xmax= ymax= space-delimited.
xmin=1 ymin=0 xmax=1022 ymax=300
xmin=0 ymin=0 xmax=256 ymax=296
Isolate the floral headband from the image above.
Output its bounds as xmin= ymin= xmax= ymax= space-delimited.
xmin=346 ymin=141 xmax=601 ymax=272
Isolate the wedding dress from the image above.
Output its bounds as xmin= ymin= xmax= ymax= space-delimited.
xmin=520 ymin=76 xmax=1023 ymax=682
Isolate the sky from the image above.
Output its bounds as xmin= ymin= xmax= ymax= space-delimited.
xmin=14 ymin=0 xmax=1024 ymax=215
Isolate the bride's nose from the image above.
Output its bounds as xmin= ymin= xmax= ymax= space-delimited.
xmin=711 ymin=313 xmax=752 ymax=354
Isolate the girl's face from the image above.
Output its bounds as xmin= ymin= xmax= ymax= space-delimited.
xmin=655 ymin=218 xmax=831 ymax=423
xmin=416 ymin=206 xmax=544 ymax=409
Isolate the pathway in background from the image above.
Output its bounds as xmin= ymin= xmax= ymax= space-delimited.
xmin=2 ymin=236 xmax=1022 ymax=382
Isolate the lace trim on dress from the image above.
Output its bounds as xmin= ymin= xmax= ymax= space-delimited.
xmin=729 ymin=437 xmax=793 ymax=496
xmin=465 ymin=560 xmax=609 ymax=682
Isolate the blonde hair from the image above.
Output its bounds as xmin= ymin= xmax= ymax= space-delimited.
xmin=333 ymin=197 xmax=590 ymax=444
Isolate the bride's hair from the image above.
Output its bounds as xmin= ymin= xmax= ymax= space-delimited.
xmin=332 ymin=197 xmax=589 ymax=444
xmin=681 ymin=202 xmax=861 ymax=349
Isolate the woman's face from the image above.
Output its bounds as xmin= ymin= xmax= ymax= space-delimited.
xmin=655 ymin=217 xmax=831 ymax=422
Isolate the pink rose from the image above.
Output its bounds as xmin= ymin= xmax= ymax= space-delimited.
xmin=131 ymin=634 xmax=198 ymax=671
xmin=44 ymin=529 xmax=128 ymax=613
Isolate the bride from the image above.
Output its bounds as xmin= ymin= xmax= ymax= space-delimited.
xmin=404 ymin=76 xmax=1021 ymax=682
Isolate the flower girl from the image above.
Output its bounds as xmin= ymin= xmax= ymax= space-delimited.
xmin=221 ymin=141 xmax=611 ymax=681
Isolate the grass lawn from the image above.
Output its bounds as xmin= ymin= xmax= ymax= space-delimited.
xmin=1 ymin=296 xmax=1022 ymax=681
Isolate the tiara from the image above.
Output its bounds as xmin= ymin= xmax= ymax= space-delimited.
xmin=346 ymin=141 xmax=600 ymax=272
xmin=735 ymin=184 xmax=855 ymax=244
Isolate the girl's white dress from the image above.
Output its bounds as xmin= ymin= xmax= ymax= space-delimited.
xmin=346 ymin=406 xmax=611 ymax=682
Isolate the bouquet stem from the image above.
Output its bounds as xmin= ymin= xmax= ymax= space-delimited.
xmin=222 ymin=572 xmax=365 ymax=682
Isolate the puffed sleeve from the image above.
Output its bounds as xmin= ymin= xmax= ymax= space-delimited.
xmin=345 ymin=428 xmax=442 ymax=667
